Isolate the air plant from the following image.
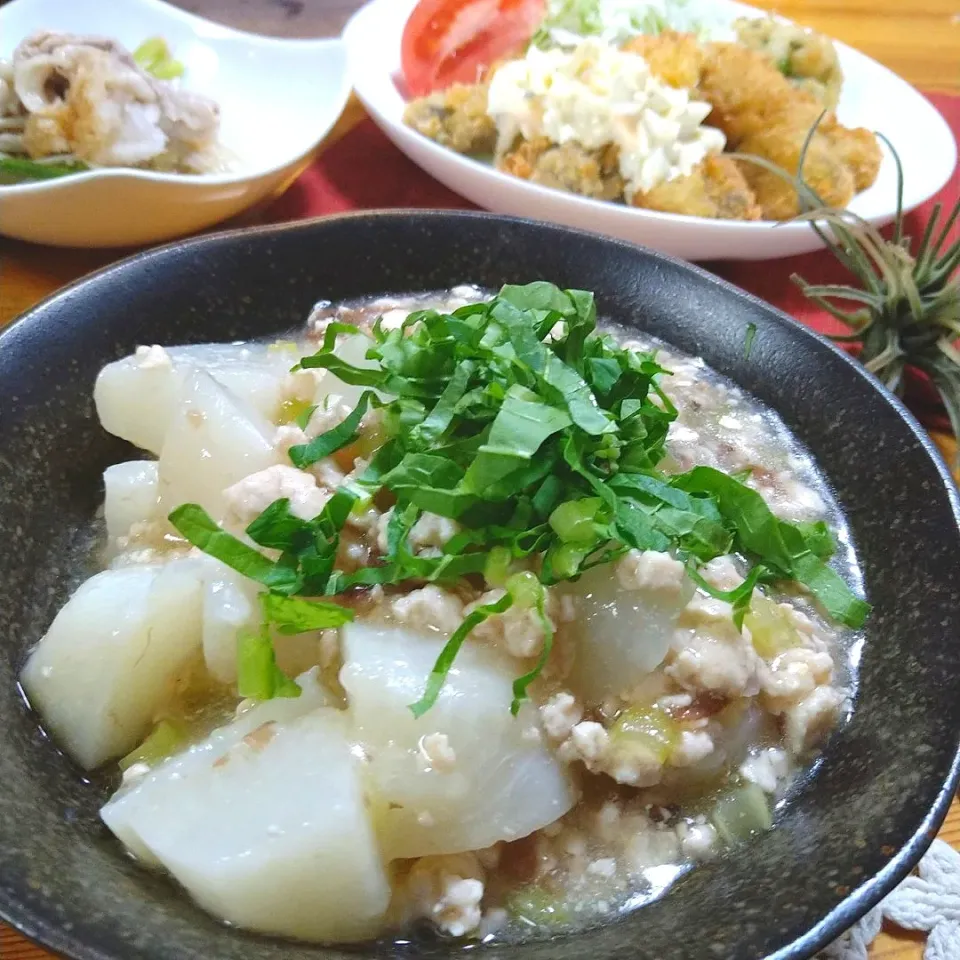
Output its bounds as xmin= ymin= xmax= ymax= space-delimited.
xmin=736 ymin=125 xmax=960 ymax=459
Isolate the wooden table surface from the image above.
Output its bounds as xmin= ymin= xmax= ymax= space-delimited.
xmin=1 ymin=0 xmax=958 ymax=958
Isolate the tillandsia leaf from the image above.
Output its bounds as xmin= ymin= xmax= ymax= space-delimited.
xmin=746 ymin=118 xmax=960 ymax=467
xmin=797 ymin=285 xmax=881 ymax=307
xmin=876 ymin=132 xmax=904 ymax=245
xmin=933 ymin=205 xmax=960 ymax=266
xmin=931 ymin=237 xmax=960 ymax=284
xmin=915 ymin=204 xmax=943 ymax=270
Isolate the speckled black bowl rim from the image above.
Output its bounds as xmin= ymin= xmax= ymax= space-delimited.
xmin=1 ymin=209 xmax=958 ymax=960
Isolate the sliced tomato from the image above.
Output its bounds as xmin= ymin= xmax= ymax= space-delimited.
xmin=401 ymin=0 xmax=545 ymax=98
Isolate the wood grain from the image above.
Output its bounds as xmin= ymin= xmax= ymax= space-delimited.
xmin=0 ymin=1 xmax=957 ymax=958
xmin=749 ymin=0 xmax=960 ymax=93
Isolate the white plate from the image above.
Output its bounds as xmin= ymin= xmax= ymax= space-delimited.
xmin=0 ymin=0 xmax=351 ymax=247
xmin=344 ymin=0 xmax=957 ymax=261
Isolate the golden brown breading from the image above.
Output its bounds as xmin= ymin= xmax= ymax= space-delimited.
xmin=735 ymin=124 xmax=855 ymax=219
xmin=622 ymin=30 xmax=705 ymax=89
xmin=497 ymin=137 xmax=625 ymax=202
xmin=822 ymin=123 xmax=883 ymax=192
xmin=699 ymin=41 xmax=880 ymax=218
xmin=631 ymin=154 xmax=762 ymax=220
xmin=734 ymin=16 xmax=843 ymax=109
xmin=402 ymin=83 xmax=496 ymax=155
xmin=700 ymin=42 xmax=825 ymax=146
xmin=401 ymin=34 xmax=879 ymax=222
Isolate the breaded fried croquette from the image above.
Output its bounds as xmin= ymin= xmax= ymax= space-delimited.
xmin=699 ymin=41 xmax=880 ymax=218
xmin=822 ymin=123 xmax=882 ymax=191
xmin=622 ymin=30 xmax=705 ymax=89
xmin=700 ymin=42 xmax=825 ymax=146
xmin=735 ymin=17 xmax=843 ymax=109
xmin=736 ymin=124 xmax=855 ymax=219
xmin=632 ymin=155 xmax=762 ymax=220
xmin=403 ymin=83 xmax=496 ymax=155
xmin=497 ymin=137 xmax=625 ymax=201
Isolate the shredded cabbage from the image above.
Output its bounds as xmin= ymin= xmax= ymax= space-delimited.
xmin=531 ymin=0 xmax=735 ymax=49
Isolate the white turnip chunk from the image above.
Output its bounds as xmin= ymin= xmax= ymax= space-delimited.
xmin=101 ymin=687 xmax=389 ymax=942
xmin=20 ymin=561 xmax=204 ymax=769
xmin=103 ymin=460 xmax=160 ymax=545
xmin=157 ymin=368 xmax=277 ymax=521
xmin=341 ymin=621 xmax=575 ymax=860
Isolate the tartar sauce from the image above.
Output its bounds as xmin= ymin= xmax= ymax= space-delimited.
xmin=486 ymin=39 xmax=725 ymax=197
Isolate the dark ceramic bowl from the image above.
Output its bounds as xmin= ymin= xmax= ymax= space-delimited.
xmin=1 ymin=211 xmax=959 ymax=960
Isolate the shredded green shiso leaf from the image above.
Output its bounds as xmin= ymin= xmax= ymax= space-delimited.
xmin=0 ymin=156 xmax=89 ymax=183
xmin=169 ymin=282 xmax=869 ymax=715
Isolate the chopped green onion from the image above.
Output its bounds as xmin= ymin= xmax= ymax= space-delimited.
xmin=294 ymin=402 xmax=318 ymax=430
xmin=484 ymin=545 xmax=513 ymax=587
xmin=710 ymin=782 xmax=773 ymax=845
xmin=133 ymin=36 xmax=184 ymax=79
xmin=276 ymin=397 xmax=315 ymax=425
xmin=544 ymin=542 xmax=588 ymax=580
xmin=506 ymin=886 xmax=572 ymax=927
xmin=133 ymin=37 xmax=168 ymax=68
xmin=744 ymin=595 xmax=801 ymax=659
xmin=548 ymin=497 xmax=602 ymax=543
xmin=237 ymin=629 xmax=301 ymax=701
xmin=150 ymin=59 xmax=185 ymax=80
xmin=609 ymin=705 xmax=680 ymax=764
xmin=506 ymin=570 xmax=542 ymax=610
xmin=119 ymin=719 xmax=187 ymax=771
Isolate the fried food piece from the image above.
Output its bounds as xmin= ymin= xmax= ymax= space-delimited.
xmin=403 ymin=83 xmax=496 ymax=155
xmin=735 ymin=16 xmax=843 ymax=109
xmin=497 ymin=136 xmax=625 ymax=202
xmin=622 ymin=30 xmax=706 ymax=89
xmin=631 ymin=155 xmax=762 ymax=220
xmin=822 ymin=123 xmax=882 ymax=191
xmin=699 ymin=41 xmax=879 ymax=218
xmin=700 ymin=42 xmax=824 ymax=146
xmin=736 ymin=124 xmax=855 ymax=219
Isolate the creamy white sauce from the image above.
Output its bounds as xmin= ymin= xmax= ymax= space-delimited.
xmin=486 ymin=40 xmax=725 ymax=197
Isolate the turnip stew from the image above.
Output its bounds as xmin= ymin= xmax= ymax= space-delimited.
xmin=20 ymin=283 xmax=867 ymax=944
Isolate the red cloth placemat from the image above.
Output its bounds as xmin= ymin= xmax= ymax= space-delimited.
xmin=267 ymin=93 xmax=959 ymax=429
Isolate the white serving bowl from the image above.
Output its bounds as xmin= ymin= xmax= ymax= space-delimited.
xmin=0 ymin=0 xmax=351 ymax=247
xmin=343 ymin=0 xmax=958 ymax=261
